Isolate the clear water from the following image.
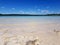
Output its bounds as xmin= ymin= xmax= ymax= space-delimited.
xmin=0 ymin=16 xmax=60 ymax=34
xmin=0 ymin=16 xmax=60 ymax=24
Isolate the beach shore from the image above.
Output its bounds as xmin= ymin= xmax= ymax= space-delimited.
xmin=0 ymin=23 xmax=60 ymax=45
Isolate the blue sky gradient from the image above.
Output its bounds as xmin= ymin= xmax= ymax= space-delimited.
xmin=0 ymin=0 xmax=60 ymax=14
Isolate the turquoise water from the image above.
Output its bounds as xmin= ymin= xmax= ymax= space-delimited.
xmin=0 ymin=16 xmax=60 ymax=34
xmin=0 ymin=16 xmax=60 ymax=24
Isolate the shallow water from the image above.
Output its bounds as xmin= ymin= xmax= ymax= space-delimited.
xmin=0 ymin=16 xmax=60 ymax=32
xmin=0 ymin=16 xmax=60 ymax=24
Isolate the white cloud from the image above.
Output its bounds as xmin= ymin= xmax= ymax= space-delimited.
xmin=1 ymin=6 xmax=5 ymax=8
xmin=36 ymin=9 xmax=49 ymax=14
xmin=18 ymin=10 xmax=37 ymax=14
xmin=46 ymin=6 xmax=50 ymax=9
xmin=50 ymin=11 xmax=54 ymax=14
xmin=56 ymin=12 xmax=60 ymax=14
xmin=41 ymin=10 xmax=48 ymax=13
xmin=12 ymin=8 xmax=15 ymax=10
xmin=37 ymin=9 xmax=41 ymax=11
xmin=9 ymin=9 xmax=12 ymax=11
xmin=41 ymin=10 xmax=49 ymax=14
xmin=19 ymin=10 xmax=25 ymax=14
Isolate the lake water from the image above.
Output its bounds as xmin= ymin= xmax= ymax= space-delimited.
xmin=0 ymin=16 xmax=60 ymax=24
xmin=0 ymin=16 xmax=60 ymax=34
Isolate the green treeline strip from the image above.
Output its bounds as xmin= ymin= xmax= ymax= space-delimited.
xmin=0 ymin=14 xmax=60 ymax=16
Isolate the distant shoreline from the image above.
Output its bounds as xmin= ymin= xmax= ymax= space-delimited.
xmin=0 ymin=14 xmax=60 ymax=16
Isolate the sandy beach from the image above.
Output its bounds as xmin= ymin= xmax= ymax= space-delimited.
xmin=0 ymin=22 xmax=60 ymax=45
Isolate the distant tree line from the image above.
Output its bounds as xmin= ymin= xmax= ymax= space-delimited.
xmin=0 ymin=14 xmax=60 ymax=16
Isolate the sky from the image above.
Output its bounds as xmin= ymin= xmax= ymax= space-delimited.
xmin=0 ymin=0 xmax=60 ymax=14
